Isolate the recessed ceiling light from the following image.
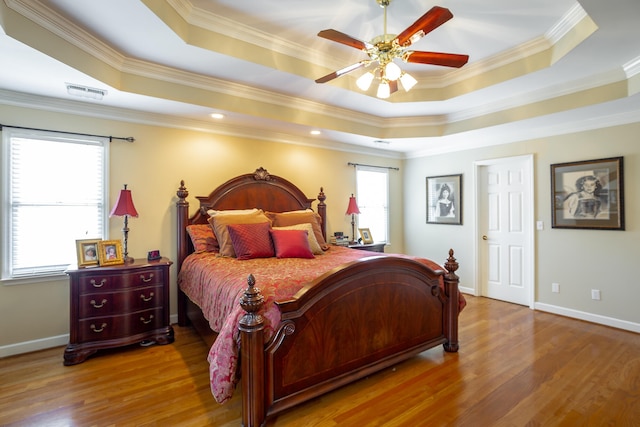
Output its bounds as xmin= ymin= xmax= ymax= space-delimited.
xmin=210 ymin=113 xmax=224 ymax=119
xmin=310 ymin=130 xmax=321 ymax=135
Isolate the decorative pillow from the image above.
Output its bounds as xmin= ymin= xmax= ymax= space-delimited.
xmin=207 ymin=208 xmax=258 ymax=217
xmin=186 ymin=224 xmax=218 ymax=253
xmin=272 ymin=223 xmax=323 ymax=255
xmin=266 ymin=210 xmax=329 ymax=250
xmin=227 ymin=222 xmax=274 ymax=260
xmin=269 ymin=229 xmax=315 ymax=259
xmin=209 ymin=211 xmax=271 ymax=257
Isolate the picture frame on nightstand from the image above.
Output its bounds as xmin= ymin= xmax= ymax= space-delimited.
xmin=75 ymin=239 xmax=101 ymax=267
xmin=358 ymin=228 xmax=373 ymax=244
xmin=97 ymin=240 xmax=124 ymax=266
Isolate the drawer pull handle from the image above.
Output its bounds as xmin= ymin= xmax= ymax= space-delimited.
xmin=90 ymin=299 xmax=108 ymax=308
xmin=140 ymin=315 xmax=154 ymax=324
xmin=90 ymin=323 xmax=107 ymax=333
xmin=140 ymin=292 xmax=154 ymax=302
xmin=140 ymin=273 xmax=154 ymax=283
xmin=90 ymin=278 xmax=107 ymax=288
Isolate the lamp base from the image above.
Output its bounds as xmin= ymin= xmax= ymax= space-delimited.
xmin=124 ymin=256 xmax=135 ymax=263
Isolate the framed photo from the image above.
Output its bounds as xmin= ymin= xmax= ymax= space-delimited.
xmin=76 ymin=239 xmax=100 ymax=267
xmin=551 ymin=156 xmax=624 ymax=230
xmin=358 ymin=228 xmax=373 ymax=244
xmin=97 ymin=240 xmax=124 ymax=266
xmin=426 ymin=174 xmax=462 ymax=225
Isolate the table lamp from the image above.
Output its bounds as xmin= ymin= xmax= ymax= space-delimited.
xmin=345 ymin=194 xmax=360 ymax=244
xmin=110 ymin=184 xmax=138 ymax=263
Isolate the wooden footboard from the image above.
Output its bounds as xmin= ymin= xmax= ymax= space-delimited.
xmin=239 ymin=251 xmax=460 ymax=426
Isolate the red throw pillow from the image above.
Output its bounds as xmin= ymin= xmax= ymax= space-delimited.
xmin=227 ymin=222 xmax=274 ymax=260
xmin=269 ymin=229 xmax=315 ymax=259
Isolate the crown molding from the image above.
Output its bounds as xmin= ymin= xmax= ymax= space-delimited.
xmin=0 ymin=88 xmax=402 ymax=158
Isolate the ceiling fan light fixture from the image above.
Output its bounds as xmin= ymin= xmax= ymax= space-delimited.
xmin=399 ymin=72 xmax=417 ymax=91
xmin=385 ymin=62 xmax=402 ymax=81
xmin=315 ymin=2 xmax=468 ymax=98
xmin=377 ymin=80 xmax=391 ymax=98
xmin=408 ymin=31 xmax=425 ymax=46
xmin=356 ymin=71 xmax=375 ymax=91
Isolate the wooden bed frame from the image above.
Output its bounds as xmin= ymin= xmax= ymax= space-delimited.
xmin=175 ymin=167 xmax=460 ymax=427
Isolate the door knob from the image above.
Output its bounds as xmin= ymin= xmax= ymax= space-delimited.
xmin=482 ymin=235 xmax=488 ymax=240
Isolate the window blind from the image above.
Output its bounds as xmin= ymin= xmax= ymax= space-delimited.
xmin=3 ymin=131 xmax=107 ymax=279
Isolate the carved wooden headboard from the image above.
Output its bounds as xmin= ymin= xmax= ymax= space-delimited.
xmin=176 ymin=167 xmax=327 ymax=270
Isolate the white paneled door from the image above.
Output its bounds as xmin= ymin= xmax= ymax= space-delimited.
xmin=476 ymin=155 xmax=534 ymax=307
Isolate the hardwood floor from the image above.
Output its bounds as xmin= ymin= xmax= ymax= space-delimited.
xmin=2 ymin=296 xmax=639 ymax=426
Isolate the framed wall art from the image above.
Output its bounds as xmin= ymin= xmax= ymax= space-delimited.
xmin=75 ymin=239 xmax=100 ymax=267
xmin=426 ymin=174 xmax=462 ymax=225
xmin=97 ymin=240 xmax=125 ymax=266
xmin=551 ymin=156 xmax=624 ymax=230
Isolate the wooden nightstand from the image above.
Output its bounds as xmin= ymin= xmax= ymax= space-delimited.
xmin=348 ymin=243 xmax=385 ymax=253
xmin=64 ymin=257 xmax=174 ymax=365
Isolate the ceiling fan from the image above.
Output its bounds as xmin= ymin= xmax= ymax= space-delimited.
xmin=315 ymin=0 xmax=469 ymax=98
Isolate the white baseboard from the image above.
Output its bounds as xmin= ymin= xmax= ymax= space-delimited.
xmin=0 ymin=314 xmax=181 ymax=358
xmin=0 ymin=334 xmax=69 ymax=359
xmin=459 ymin=286 xmax=475 ymax=295
xmin=535 ymin=302 xmax=640 ymax=333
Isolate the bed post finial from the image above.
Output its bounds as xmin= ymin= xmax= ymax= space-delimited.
xmin=445 ymin=249 xmax=459 ymax=278
xmin=239 ymin=274 xmax=265 ymax=324
xmin=239 ymin=274 xmax=266 ymax=427
xmin=443 ymin=249 xmax=460 ymax=353
xmin=177 ymin=180 xmax=189 ymax=204
xmin=317 ymin=187 xmax=327 ymax=240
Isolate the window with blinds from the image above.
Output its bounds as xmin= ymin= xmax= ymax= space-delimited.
xmin=1 ymin=129 xmax=107 ymax=280
xmin=356 ymin=166 xmax=389 ymax=243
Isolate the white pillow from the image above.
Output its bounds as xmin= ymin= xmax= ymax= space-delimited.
xmin=272 ymin=223 xmax=323 ymax=255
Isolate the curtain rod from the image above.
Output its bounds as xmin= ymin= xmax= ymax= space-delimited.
xmin=0 ymin=123 xmax=135 ymax=143
xmin=348 ymin=162 xmax=399 ymax=171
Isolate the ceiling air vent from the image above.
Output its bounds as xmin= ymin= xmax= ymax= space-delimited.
xmin=66 ymin=83 xmax=107 ymax=100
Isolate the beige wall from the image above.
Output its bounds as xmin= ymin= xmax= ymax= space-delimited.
xmin=0 ymin=104 xmax=403 ymax=354
xmin=404 ymin=122 xmax=640 ymax=327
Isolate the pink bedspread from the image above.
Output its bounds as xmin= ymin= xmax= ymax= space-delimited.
xmin=178 ymin=246 xmax=464 ymax=403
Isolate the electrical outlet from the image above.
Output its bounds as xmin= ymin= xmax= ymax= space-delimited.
xmin=552 ymin=282 xmax=560 ymax=293
xmin=591 ymin=289 xmax=601 ymax=300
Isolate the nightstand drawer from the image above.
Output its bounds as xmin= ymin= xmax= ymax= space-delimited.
xmin=78 ymin=268 xmax=163 ymax=293
xmin=78 ymin=285 xmax=163 ymax=318
xmin=77 ymin=308 xmax=164 ymax=342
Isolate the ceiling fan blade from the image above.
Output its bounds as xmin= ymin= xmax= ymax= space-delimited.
xmin=315 ymin=61 xmax=368 ymax=84
xmin=395 ymin=6 xmax=454 ymax=48
xmin=317 ymin=29 xmax=372 ymax=51
xmin=404 ymin=51 xmax=469 ymax=68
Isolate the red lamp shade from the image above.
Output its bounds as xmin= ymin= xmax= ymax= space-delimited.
xmin=346 ymin=194 xmax=360 ymax=215
xmin=110 ymin=184 xmax=138 ymax=217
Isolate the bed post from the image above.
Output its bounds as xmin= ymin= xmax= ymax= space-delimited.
xmin=176 ymin=180 xmax=190 ymax=327
xmin=239 ymin=274 xmax=266 ymax=427
xmin=317 ymin=187 xmax=327 ymax=240
xmin=443 ymin=249 xmax=460 ymax=352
